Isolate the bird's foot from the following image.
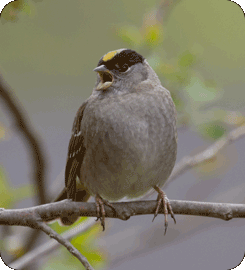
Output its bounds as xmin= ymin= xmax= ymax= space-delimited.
xmin=95 ymin=194 xmax=117 ymax=231
xmin=152 ymin=185 xmax=176 ymax=235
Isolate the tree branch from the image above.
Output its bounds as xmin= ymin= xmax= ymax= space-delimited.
xmin=0 ymin=76 xmax=47 ymax=205
xmin=3 ymin=198 xmax=245 ymax=268
xmin=1 ymin=198 xmax=244 ymax=268
xmin=0 ymin=199 xmax=244 ymax=228
xmin=0 ymin=75 xmax=48 ymax=254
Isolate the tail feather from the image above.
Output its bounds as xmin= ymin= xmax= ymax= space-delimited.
xmin=53 ymin=186 xmax=90 ymax=226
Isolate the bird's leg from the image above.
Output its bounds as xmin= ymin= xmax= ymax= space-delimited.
xmin=95 ymin=194 xmax=117 ymax=231
xmin=152 ymin=185 xmax=176 ymax=235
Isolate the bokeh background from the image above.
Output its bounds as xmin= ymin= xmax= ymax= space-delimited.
xmin=0 ymin=0 xmax=245 ymax=269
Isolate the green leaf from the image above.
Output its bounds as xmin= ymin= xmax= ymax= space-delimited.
xmin=144 ymin=24 xmax=163 ymax=48
xmin=117 ymin=25 xmax=143 ymax=46
xmin=185 ymin=76 xmax=221 ymax=103
xmin=198 ymin=122 xmax=226 ymax=140
xmin=178 ymin=52 xmax=196 ymax=67
xmin=49 ymin=217 xmax=89 ymax=234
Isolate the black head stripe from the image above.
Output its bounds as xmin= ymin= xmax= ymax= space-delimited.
xmin=97 ymin=49 xmax=144 ymax=72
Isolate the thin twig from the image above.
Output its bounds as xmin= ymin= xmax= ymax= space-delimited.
xmin=35 ymin=221 xmax=94 ymax=270
xmin=169 ymin=125 xmax=245 ymax=183
xmin=10 ymin=219 xmax=95 ymax=270
xmin=144 ymin=124 xmax=245 ymax=198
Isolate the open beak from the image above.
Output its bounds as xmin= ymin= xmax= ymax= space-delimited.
xmin=94 ymin=65 xmax=113 ymax=91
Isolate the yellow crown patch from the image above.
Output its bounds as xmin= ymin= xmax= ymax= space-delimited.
xmin=102 ymin=49 xmax=125 ymax=62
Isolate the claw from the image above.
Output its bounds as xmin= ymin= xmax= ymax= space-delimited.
xmin=95 ymin=194 xmax=117 ymax=231
xmin=164 ymin=220 xmax=168 ymax=235
xmin=153 ymin=186 xmax=176 ymax=235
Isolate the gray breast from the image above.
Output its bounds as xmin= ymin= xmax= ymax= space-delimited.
xmin=79 ymin=91 xmax=177 ymax=200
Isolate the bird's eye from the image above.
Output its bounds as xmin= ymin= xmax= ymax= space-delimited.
xmin=113 ymin=62 xmax=129 ymax=73
xmin=120 ymin=63 xmax=129 ymax=72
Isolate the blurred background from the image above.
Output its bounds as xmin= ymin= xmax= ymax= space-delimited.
xmin=0 ymin=0 xmax=245 ymax=269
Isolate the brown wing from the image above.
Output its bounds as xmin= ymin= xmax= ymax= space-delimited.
xmin=64 ymin=101 xmax=89 ymax=201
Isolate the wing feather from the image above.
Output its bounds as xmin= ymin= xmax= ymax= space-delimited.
xmin=65 ymin=101 xmax=87 ymax=200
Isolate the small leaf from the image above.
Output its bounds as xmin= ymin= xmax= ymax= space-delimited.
xmin=198 ymin=122 xmax=226 ymax=140
xmin=117 ymin=25 xmax=143 ymax=46
xmin=178 ymin=52 xmax=196 ymax=67
xmin=185 ymin=77 xmax=221 ymax=103
xmin=144 ymin=24 xmax=163 ymax=47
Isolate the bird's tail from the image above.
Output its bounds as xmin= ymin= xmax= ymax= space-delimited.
xmin=53 ymin=186 xmax=90 ymax=226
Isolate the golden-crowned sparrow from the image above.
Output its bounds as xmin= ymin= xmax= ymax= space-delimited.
xmin=55 ymin=49 xmax=177 ymax=233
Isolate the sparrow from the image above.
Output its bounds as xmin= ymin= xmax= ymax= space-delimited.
xmin=55 ymin=48 xmax=177 ymax=233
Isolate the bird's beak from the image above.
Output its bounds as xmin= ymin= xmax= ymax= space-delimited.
xmin=93 ymin=65 xmax=109 ymax=73
xmin=94 ymin=65 xmax=113 ymax=91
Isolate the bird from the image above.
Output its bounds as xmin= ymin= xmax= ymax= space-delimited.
xmin=54 ymin=48 xmax=177 ymax=233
